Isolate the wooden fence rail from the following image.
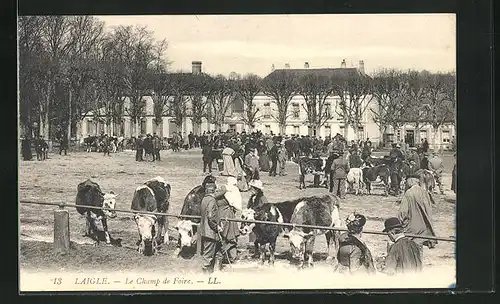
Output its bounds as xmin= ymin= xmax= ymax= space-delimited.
xmin=20 ymin=200 xmax=456 ymax=255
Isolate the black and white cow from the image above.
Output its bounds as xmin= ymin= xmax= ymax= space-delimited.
xmin=362 ymin=164 xmax=391 ymax=196
xmin=75 ymin=179 xmax=118 ymax=245
xmin=296 ymin=156 xmax=329 ymax=190
xmin=174 ymin=185 xmax=204 ymax=255
xmin=130 ymin=176 xmax=171 ymax=256
xmin=283 ymin=194 xmax=342 ymax=268
xmin=240 ymin=198 xmax=284 ymax=266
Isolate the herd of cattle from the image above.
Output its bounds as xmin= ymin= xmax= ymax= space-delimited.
xmin=295 ymin=153 xmax=436 ymax=196
xmin=75 ymin=176 xmax=343 ymax=267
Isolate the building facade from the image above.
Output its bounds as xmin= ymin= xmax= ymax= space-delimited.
xmin=77 ymin=60 xmax=455 ymax=150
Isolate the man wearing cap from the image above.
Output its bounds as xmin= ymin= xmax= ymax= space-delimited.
xmin=199 ymin=176 xmax=224 ymax=273
xmin=277 ymin=143 xmax=287 ymax=176
xmin=398 ymin=174 xmax=437 ymax=255
xmin=336 ymin=213 xmax=376 ymax=274
xmin=244 ymin=149 xmax=260 ymax=180
xmin=330 ymin=150 xmax=350 ymax=198
xmin=382 ymin=217 xmax=423 ymax=275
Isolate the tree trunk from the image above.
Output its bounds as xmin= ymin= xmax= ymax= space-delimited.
xmin=279 ymin=123 xmax=286 ymax=136
xmin=67 ymin=90 xmax=72 ymax=143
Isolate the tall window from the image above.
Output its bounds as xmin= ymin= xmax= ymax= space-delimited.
xmin=263 ymin=102 xmax=271 ymax=119
xmin=87 ymin=120 xmax=93 ymax=135
xmin=358 ymin=126 xmax=364 ymax=140
xmin=442 ymin=130 xmax=450 ymax=143
xmin=396 ymin=129 xmax=401 ymax=142
xmin=140 ymin=119 xmax=147 ymax=134
xmin=293 ymin=126 xmax=300 ymax=135
xmin=420 ymin=130 xmax=428 ymax=141
xmin=292 ymin=103 xmax=300 ymax=118
xmin=325 ymin=126 xmax=331 ymax=137
xmin=265 ymin=125 xmax=271 ymax=134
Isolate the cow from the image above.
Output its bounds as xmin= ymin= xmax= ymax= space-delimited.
xmin=346 ymin=168 xmax=364 ymax=195
xmin=362 ymin=164 xmax=391 ymax=196
xmin=174 ymin=185 xmax=204 ymax=256
xmin=83 ymin=136 xmax=99 ymax=152
xmin=75 ymin=179 xmax=118 ymax=246
xmin=296 ymin=156 xmax=329 ymax=190
xmin=240 ymin=204 xmax=282 ymax=266
xmin=130 ymin=176 xmax=171 ymax=255
xmin=415 ymin=169 xmax=436 ymax=194
xmin=283 ymin=194 xmax=342 ymax=268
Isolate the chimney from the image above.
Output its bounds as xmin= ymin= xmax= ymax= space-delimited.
xmin=304 ymin=62 xmax=309 ymax=69
xmin=341 ymin=59 xmax=346 ymax=68
xmin=284 ymin=63 xmax=290 ymax=69
xmin=191 ymin=61 xmax=202 ymax=75
xmin=358 ymin=60 xmax=365 ymax=74
xmin=271 ymin=64 xmax=275 ymax=71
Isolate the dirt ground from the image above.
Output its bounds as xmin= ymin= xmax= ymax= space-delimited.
xmin=19 ymin=149 xmax=456 ymax=286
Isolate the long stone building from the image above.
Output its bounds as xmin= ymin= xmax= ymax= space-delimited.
xmin=77 ymin=60 xmax=455 ymax=150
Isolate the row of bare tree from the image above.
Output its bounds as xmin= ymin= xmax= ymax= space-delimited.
xmin=18 ymin=16 xmax=455 ymax=145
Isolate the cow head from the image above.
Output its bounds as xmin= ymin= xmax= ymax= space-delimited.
xmin=283 ymin=229 xmax=315 ymax=260
xmin=175 ymin=220 xmax=197 ymax=248
xmin=102 ymin=192 xmax=118 ymax=218
xmin=239 ymin=208 xmax=256 ymax=235
xmin=134 ymin=214 xmax=157 ymax=255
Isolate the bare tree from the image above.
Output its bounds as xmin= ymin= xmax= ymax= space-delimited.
xmin=235 ymin=74 xmax=262 ymax=131
xmin=370 ymin=69 xmax=408 ymax=144
xmin=207 ymin=75 xmax=236 ymax=131
xmin=297 ymin=74 xmax=334 ymax=136
xmin=423 ymin=72 xmax=455 ymax=150
xmin=18 ymin=16 xmax=46 ymax=137
xmin=332 ymin=72 xmax=373 ymax=140
xmin=149 ymin=40 xmax=172 ymax=134
xmin=188 ymin=75 xmax=211 ymax=135
xmin=403 ymin=70 xmax=431 ymax=144
xmin=261 ymin=70 xmax=298 ymax=134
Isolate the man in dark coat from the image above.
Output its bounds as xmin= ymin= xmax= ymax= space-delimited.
xmin=202 ymin=142 xmax=213 ymax=173
xmin=102 ymin=134 xmax=111 ymax=156
xmin=382 ymin=217 xmax=423 ymax=275
xmin=268 ymin=143 xmax=279 ymax=177
xmin=59 ymin=134 xmax=69 ymax=155
xmin=330 ymin=151 xmax=350 ymax=198
xmin=21 ymin=136 xmax=33 ymax=161
xmin=152 ymin=133 xmax=161 ymax=161
xmin=199 ymin=176 xmax=223 ymax=273
xmin=336 ymin=213 xmax=376 ymax=275
xmin=136 ymin=135 xmax=144 ymax=161
xmin=422 ymin=139 xmax=429 ymax=153
xmin=451 ymin=153 xmax=456 ymax=193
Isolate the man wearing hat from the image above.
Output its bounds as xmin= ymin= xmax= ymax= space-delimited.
xmin=382 ymin=217 xmax=423 ymax=275
xmin=330 ymin=150 xmax=350 ymax=198
xmin=451 ymin=153 xmax=456 ymax=194
xmin=336 ymin=213 xmax=376 ymax=274
xmin=199 ymin=175 xmax=224 ymax=273
xmin=398 ymin=174 xmax=437 ymax=255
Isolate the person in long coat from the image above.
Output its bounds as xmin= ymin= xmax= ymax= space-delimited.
xmin=21 ymin=136 xmax=33 ymax=161
xmin=221 ymin=146 xmax=237 ymax=176
xmin=199 ymin=176 xmax=223 ymax=273
xmin=259 ymin=149 xmax=271 ymax=172
xmin=398 ymin=175 xmax=438 ymax=256
xmin=214 ymin=184 xmax=240 ymax=263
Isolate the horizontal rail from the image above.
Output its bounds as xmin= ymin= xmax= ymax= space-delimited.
xmin=20 ymin=200 xmax=455 ymax=242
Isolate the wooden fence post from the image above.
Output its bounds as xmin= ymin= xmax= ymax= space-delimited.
xmin=54 ymin=207 xmax=70 ymax=254
xmin=196 ymin=230 xmax=202 ymax=255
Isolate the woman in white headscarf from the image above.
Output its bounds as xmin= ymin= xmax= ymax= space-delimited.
xmin=221 ymin=146 xmax=237 ymax=176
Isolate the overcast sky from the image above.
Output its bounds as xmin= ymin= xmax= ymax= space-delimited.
xmin=97 ymin=14 xmax=456 ymax=77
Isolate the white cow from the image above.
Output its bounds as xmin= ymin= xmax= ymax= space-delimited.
xmin=346 ymin=168 xmax=364 ymax=195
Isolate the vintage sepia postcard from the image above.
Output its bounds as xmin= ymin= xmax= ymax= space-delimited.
xmin=18 ymin=13 xmax=457 ymax=292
